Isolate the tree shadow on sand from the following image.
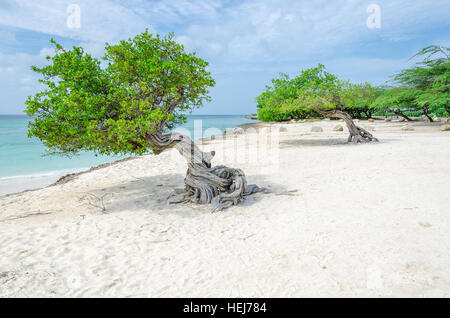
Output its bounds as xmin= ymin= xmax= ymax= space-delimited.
xmin=280 ymin=138 xmax=350 ymax=148
xmin=280 ymin=137 xmax=397 ymax=148
xmin=82 ymin=172 xmax=271 ymax=217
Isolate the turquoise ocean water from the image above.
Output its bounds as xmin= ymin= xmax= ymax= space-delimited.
xmin=0 ymin=115 xmax=256 ymax=179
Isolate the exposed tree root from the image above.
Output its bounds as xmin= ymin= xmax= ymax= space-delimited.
xmin=393 ymin=110 xmax=413 ymax=121
xmin=423 ymin=107 xmax=434 ymax=122
xmin=346 ymin=126 xmax=378 ymax=143
xmin=147 ymin=132 xmax=264 ymax=212
xmin=320 ymin=110 xmax=378 ymax=143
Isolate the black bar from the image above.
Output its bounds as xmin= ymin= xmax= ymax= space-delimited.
xmin=0 ymin=298 xmax=446 ymax=315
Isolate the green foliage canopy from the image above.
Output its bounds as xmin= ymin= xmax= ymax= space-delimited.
xmin=255 ymin=64 xmax=370 ymax=121
xmin=371 ymin=87 xmax=417 ymax=112
xmin=25 ymin=31 xmax=215 ymax=156
xmin=373 ymin=45 xmax=450 ymax=117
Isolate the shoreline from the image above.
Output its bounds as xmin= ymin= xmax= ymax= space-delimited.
xmin=0 ymin=168 xmax=88 ymax=197
xmin=0 ymin=119 xmax=263 ymax=197
xmin=2 ymin=116 xmax=448 ymax=197
xmin=3 ymin=117 xmax=448 ymax=197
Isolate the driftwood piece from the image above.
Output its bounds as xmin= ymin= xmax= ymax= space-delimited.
xmin=147 ymin=132 xmax=264 ymax=212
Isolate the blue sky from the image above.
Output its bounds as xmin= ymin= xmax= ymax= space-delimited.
xmin=0 ymin=0 xmax=449 ymax=114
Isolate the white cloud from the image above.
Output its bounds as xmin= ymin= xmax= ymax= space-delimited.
xmin=174 ymin=0 xmax=449 ymax=62
xmin=0 ymin=0 xmax=153 ymax=54
xmin=326 ymin=57 xmax=415 ymax=85
xmin=1 ymin=0 xmax=448 ymax=61
xmin=0 ymin=0 xmax=449 ymax=114
xmin=0 ymin=51 xmax=49 ymax=113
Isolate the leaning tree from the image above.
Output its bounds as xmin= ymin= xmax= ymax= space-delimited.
xmin=347 ymin=82 xmax=379 ymax=120
xmin=256 ymin=65 xmax=378 ymax=143
xmin=25 ymin=31 xmax=262 ymax=211
xmin=371 ymin=87 xmax=419 ymax=121
xmin=376 ymin=45 xmax=450 ymax=121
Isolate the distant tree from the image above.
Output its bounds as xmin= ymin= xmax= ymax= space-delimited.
xmin=255 ymin=73 xmax=315 ymax=121
xmin=348 ymin=83 xmax=379 ymax=119
xmin=371 ymin=87 xmax=418 ymax=121
xmin=256 ymin=65 xmax=378 ymax=143
xmin=374 ymin=45 xmax=450 ymax=121
xmin=25 ymin=31 xmax=262 ymax=211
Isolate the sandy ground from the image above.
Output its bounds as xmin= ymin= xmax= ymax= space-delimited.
xmin=0 ymin=119 xmax=449 ymax=297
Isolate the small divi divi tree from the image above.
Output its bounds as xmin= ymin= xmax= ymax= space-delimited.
xmin=300 ymin=67 xmax=379 ymax=143
xmin=25 ymin=31 xmax=262 ymax=211
xmin=256 ymin=65 xmax=378 ymax=143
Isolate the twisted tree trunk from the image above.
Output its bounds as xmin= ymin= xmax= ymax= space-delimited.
xmin=147 ymin=132 xmax=263 ymax=212
xmin=423 ymin=107 xmax=434 ymax=122
xmin=393 ymin=110 xmax=413 ymax=121
xmin=319 ymin=110 xmax=378 ymax=143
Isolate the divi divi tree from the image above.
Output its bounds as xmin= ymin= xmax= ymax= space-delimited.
xmin=25 ymin=31 xmax=262 ymax=211
xmin=256 ymin=65 xmax=378 ymax=143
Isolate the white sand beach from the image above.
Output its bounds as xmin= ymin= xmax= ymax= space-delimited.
xmin=0 ymin=119 xmax=449 ymax=297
